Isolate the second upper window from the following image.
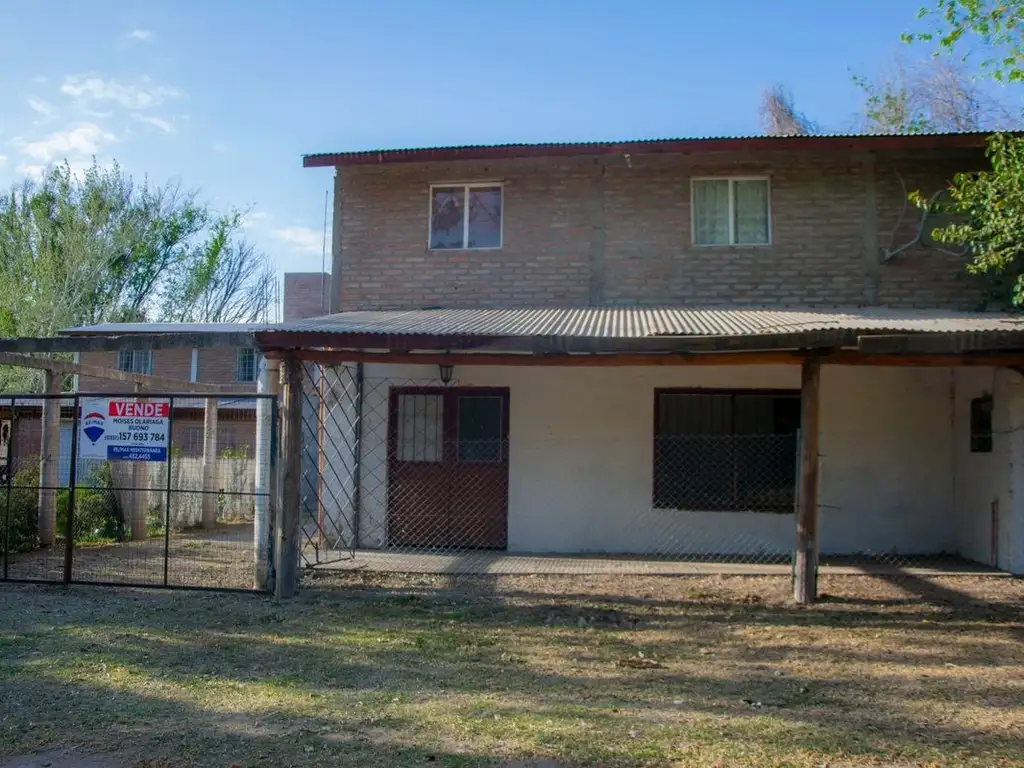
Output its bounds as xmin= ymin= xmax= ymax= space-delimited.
xmin=692 ymin=178 xmax=771 ymax=246
xmin=429 ymin=183 xmax=503 ymax=250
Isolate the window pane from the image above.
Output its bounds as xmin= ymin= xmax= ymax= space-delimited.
xmin=430 ymin=187 xmax=465 ymax=249
xmin=467 ymin=187 xmax=502 ymax=248
xmin=236 ymin=348 xmax=257 ymax=382
xmin=654 ymin=391 xmax=798 ymax=512
xmin=734 ymin=180 xmax=769 ymax=244
xmin=693 ymin=180 xmax=730 ymax=245
xmin=970 ymin=396 xmax=993 ymax=453
xmin=397 ymin=394 xmax=443 ymax=462
xmin=118 ymin=350 xmax=152 ymax=374
xmin=457 ymin=395 xmax=503 ymax=462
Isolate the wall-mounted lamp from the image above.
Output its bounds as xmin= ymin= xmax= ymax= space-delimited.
xmin=439 ymin=364 xmax=454 ymax=385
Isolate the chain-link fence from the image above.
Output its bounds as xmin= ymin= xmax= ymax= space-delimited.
xmin=298 ymin=366 xmax=803 ymax=575
xmin=0 ymin=393 xmax=274 ymax=591
xmin=296 ymin=363 xmax=1006 ymax=581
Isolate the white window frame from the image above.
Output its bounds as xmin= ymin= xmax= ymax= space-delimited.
xmin=427 ymin=182 xmax=504 ymax=251
xmin=235 ymin=348 xmax=258 ymax=383
xmin=116 ymin=349 xmax=153 ymax=375
xmin=690 ymin=176 xmax=772 ymax=246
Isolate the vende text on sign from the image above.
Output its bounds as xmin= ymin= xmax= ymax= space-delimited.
xmin=78 ymin=398 xmax=171 ymax=462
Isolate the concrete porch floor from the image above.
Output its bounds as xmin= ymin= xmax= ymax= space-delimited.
xmin=303 ymin=549 xmax=1006 ymax=576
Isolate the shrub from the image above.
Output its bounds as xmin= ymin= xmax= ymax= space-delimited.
xmin=0 ymin=463 xmax=41 ymax=553
xmin=56 ymin=462 xmax=125 ymax=544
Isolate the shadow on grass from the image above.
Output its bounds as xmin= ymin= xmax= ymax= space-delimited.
xmin=1 ymin=579 xmax=1022 ymax=766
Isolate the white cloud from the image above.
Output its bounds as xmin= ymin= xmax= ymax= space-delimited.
xmin=27 ymin=97 xmax=54 ymax=118
xmin=131 ymin=113 xmax=174 ymax=133
xmin=241 ymin=211 xmax=270 ymax=229
xmin=60 ymin=75 xmax=180 ymax=110
xmin=0 ymin=155 xmax=7 ymax=165
xmin=16 ymin=163 xmax=46 ymax=181
xmin=128 ymin=29 xmax=153 ymax=41
xmin=20 ymin=123 xmax=116 ymax=162
xmin=270 ymin=225 xmax=327 ymax=254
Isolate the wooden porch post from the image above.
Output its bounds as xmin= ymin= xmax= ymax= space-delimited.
xmin=794 ymin=358 xmax=821 ymax=605
xmin=37 ymin=369 xmax=60 ymax=547
xmin=201 ymin=397 xmax=219 ymax=529
xmin=274 ymin=356 xmax=302 ymax=598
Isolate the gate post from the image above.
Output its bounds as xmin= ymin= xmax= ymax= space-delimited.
xmin=37 ymin=369 xmax=60 ymax=547
xmin=794 ymin=358 xmax=821 ymax=605
xmin=274 ymin=356 xmax=302 ymax=598
xmin=129 ymin=382 xmax=148 ymax=541
xmin=254 ymin=356 xmax=280 ymax=589
xmin=201 ymin=396 xmax=219 ymax=529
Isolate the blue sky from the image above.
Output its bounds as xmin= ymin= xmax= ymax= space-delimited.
xmin=0 ymin=0 xmax=975 ymax=282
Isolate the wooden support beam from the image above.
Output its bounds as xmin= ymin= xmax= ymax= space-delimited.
xmin=794 ymin=359 xmax=821 ymax=605
xmin=37 ymin=371 xmax=61 ymax=548
xmin=274 ymin=357 xmax=302 ymax=598
xmin=0 ymin=332 xmax=256 ymax=354
xmin=201 ymin=398 xmax=219 ymax=530
xmin=0 ymin=351 xmax=230 ymax=393
xmin=261 ymin=347 xmax=1024 ymax=368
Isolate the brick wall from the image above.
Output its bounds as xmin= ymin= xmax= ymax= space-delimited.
xmin=333 ymin=148 xmax=986 ymax=310
xmin=78 ymin=348 xmax=257 ymax=393
xmin=283 ymin=272 xmax=330 ymax=319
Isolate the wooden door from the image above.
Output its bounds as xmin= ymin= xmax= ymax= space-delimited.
xmin=387 ymin=387 xmax=509 ymax=549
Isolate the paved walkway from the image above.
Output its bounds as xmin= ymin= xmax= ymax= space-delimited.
xmin=307 ymin=549 xmax=1005 ymax=576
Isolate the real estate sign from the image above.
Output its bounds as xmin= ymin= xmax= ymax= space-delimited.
xmin=78 ymin=399 xmax=170 ymax=462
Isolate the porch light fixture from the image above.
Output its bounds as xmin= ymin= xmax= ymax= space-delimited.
xmin=439 ymin=364 xmax=454 ymax=385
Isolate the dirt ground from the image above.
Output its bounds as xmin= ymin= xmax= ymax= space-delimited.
xmin=2 ymin=523 xmax=255 ymax=590
xmin=0 ymin=572 xmax=1021 ymax=767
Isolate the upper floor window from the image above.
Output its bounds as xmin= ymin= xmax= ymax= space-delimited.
xmin=236 ymin=348 xmax=258 ymax=383
xmin=429 ymin=183 xmax=502 ymax=250
xmin=116 ymin=350 xmax=153 ymax=375
xmin=692 ymin=178 xmax=771 ymax=246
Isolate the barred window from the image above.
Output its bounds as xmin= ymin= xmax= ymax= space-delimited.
xmin=654 ymin=390 xmax=799 ymax=513
xmin=116 ymin=350 xmax=153 ymax=375
xmin=236 ymin=348 xmax=258 ymax=383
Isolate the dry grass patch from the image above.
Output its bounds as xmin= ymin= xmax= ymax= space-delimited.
xmin=0 ymin=572 xmax=1021 ymax=767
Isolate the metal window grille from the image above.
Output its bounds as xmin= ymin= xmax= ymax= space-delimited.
xmin=236 ymin=348 xmax=258 ymax=383
xmin=654 ymin=390 xmax=799 ymax=512
xmin=116 ymin=350 xmax=153 ymax=375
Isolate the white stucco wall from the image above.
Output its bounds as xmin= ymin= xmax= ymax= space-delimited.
xmin=348 ymin=362 xmax=971 ymax=557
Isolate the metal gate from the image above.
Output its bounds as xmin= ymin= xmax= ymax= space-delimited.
xmin=0 ymin=392 xmax=275 ymax=591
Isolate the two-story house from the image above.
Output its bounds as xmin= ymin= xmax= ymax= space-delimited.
xmin=283 ymin=131 xmax=1024 ymax=574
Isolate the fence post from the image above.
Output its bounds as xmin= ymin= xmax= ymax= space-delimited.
xmin=254 ymin=357 xmax=280 ymax=590
xmin=64 ymin=396 xmax=80 ymax=585
xmin=794 ymin=358 xmax=821 ymax=605
xmin=163 ymin=396 xmax=175 ymax=586
xmin=3 ymin=397 xmax=16 ymax=580
xmin=37 ymin=369 xmax=60 ymax=547
xmin=275 ymin=356 xmax=302 ymax=598
xmin=201 ymin=396 xmax=219 ymax=529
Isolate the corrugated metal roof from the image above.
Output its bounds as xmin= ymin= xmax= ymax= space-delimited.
xmin=302 ymin=132 xmax=994 ymax=168
xmin=62 ymin=322 xmax=274 ymax=335
xmin=266 ymin=307 xmax=1024 ymax=339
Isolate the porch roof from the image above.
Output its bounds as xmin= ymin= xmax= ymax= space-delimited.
xmin=267 ymin=306 xmax=1024 ymax=340
xmin=52 ymin=306 xmax=1024 ymax=360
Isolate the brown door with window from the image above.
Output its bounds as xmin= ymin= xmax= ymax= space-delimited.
xmin=387 ymin=387 xmax=509 ymax=549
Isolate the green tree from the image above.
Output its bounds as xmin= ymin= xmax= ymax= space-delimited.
xmin=0 ymin=160 xmax=276 ymax=390
xmin=906 ymin=1 xmax=1024 ymax=306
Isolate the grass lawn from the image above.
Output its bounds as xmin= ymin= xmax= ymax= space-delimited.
xmin=0 ymin=572 xmax=1021 ymax=767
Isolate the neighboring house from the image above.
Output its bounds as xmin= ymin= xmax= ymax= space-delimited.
xmin=64 ymin=274 xmax=330 ymax=461
xmin=284 ymin=131 xmax=1023 ymax=573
